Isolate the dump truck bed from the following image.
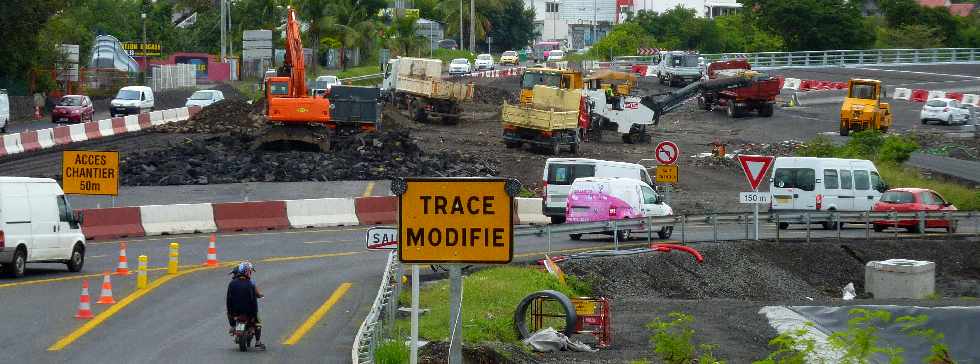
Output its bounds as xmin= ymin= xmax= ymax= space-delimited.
xmin=396 ymin=76 xmax=474 ymax=101
xmin=501 ymin=104 xmax=579 ymax=131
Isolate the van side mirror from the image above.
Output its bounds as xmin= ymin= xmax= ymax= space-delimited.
xmin=875 ymin=182 xmax=889 ymax=193
xmin=72 ymin=210 xmax=84 ymax=225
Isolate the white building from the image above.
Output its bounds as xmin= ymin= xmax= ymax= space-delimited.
xmin=628 ymin=0 xmax=741 ymax=18
xmin=528 ymin=0 xmax=616 ymax=49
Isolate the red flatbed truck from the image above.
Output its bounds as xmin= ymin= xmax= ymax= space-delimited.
xmin=697 ymin=59 xmax=780 ymax=118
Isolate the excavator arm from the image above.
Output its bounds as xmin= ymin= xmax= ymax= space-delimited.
xmin=640 ymin=74 xmax=768 ymax=123
xmin=281 ymin=7 xmax=307 ymax=97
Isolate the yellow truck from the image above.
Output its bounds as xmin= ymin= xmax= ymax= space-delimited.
xmin=502 ymin=85 xmax=583 ymax=155
xmin=839 ymin=79 xmax=892 ymax=136
xmin=519 ymin=67 xmax=584 ymax=105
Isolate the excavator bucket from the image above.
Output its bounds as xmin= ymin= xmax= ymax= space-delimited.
xmin=253 ymin=124 xmax=332 ymax=152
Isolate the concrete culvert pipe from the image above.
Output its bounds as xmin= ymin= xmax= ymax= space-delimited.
xmin=514 ymin=290 xmax=578 ymax=339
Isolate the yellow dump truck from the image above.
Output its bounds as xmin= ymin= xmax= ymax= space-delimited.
xmin=503 ymin=85 xmax=583 ymax=155
xmin=840 ymin=79 xmax=892 ymax=136
xmin=519 ymin=67 xmax=584 ymax=105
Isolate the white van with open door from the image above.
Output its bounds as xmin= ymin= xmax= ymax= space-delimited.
xmin=0 ymin=177 xmax=86 ymax=277
xmin=769 ymin=157 xmax=886 ymax=229
xmin=543 ymin=158 xmax=654 ymax=224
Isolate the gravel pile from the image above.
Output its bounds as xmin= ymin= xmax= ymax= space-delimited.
xmin=155 ymin=99 xmax=264 ymax=135
xmin=561 ymin=239 xmax=980 ymax=301
xmin=120 ymin=128 xmax=499 ymax=185
xmin=690 ymin=140 xmax=805 ymax=170
xmin=473 ymin=84 xmax=519 ymax=105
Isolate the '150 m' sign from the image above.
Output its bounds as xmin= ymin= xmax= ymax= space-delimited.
xmin=398 ymin=178 xmax=514 ymax=264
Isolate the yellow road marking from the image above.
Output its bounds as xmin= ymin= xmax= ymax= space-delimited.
xmin=260 ymin=251 xmax=360 ymax=262
xmin=47 ymin=262 xmax=236 ymax=351
xmin=362 ymin=181 xmax=376 ymax=197
xmin=283 ymin=282 xmax=353 ymax=346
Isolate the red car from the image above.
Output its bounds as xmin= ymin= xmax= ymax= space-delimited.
xmin=872 ymin=188 xmax=958 ymax=233
xmin=52 ymin=95 xmax=94 ymax=123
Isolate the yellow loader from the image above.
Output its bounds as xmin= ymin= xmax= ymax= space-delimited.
xmin=840 ymin=79 xmax=892 ymax=136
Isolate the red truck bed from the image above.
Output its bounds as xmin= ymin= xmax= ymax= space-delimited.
xmin=707 ymin=60 xmax=780 ymax=102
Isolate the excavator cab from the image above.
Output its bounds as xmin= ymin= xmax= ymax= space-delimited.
xmin=839 ymin=79 xmax=892 ymax=136
xmin=519 ymin=68 xmax=583 ymax=105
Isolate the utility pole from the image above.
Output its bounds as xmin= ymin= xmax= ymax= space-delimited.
xmin=469 ymin=0 xmax=475 ymax=52
xmin=220 ymin=0 xmax=227 ymax=61
xmin=141 ymin=9 xmax=147 ymax=86
xmin=592 ymin=0 xmax=596 ymax=47
xmin=459 ymin=0 xmax=463 ymax=50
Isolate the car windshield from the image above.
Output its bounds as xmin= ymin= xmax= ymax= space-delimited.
xmin=881 ymin=191 xmax=916 ymax=204
xmin=672 ymin=55 xmax=699 ymax=67
xmin=189 ymin=91 xmax=213 ymax=100
xmin=926 ymin=100 xmax=948 ymax=107
xmin=773 ymin=168 xmax=815 ymax=191
xmin=503 ymin=51 xmax=517 ymax=56
xmin=58 ymin=97 xmax=82 ymax=106
xmin=522 ymin=72 xmax=562 ymax=89
xmin=451 ymin=59 xmax=468 ymax=65
xmin=477 ymin=54 xmax=492 ymax=60
xmin=115 ymin=89 xmax=141 ymax=100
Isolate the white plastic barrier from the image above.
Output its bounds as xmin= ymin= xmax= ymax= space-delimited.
xmin=162 ymin=109 xmax=178 ymax=123
xmin=2 ymin=133 xmax=24 ymax=155
xmin=96 ymin=119 xmax=115 ymax=137
xmin=515 ymin=198 xmax=550 ymax=225
xmin=68 ymin=123 xmax=88 ymax=142
xmin=783 ymin=78 xmax=801 ymax=90
xmin=285 ymin=198 xmax=359 ymax=228
xmin=139 ymin=203 xmax=217 ymax=236
xmin=36 ymin=128 xmax=56 ymax=149
xmin=124 ymin=115 xmax=141 ymax=132
xmin=175 ymin=107 xmax=190 ymax=121
xmin=645 ymin=66 xmax=657 ymax=77
xmin=962 ymin=94 xmax=979 ymax=107
xmin=149 ymin=110 xmax=165 ymax=126
xmin=927 ymin=90 xmax=946 ymax=101
xmin=893 ymin=88 xmax=911 ymax=100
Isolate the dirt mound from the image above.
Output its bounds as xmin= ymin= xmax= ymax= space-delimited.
xmin=473 ymin=84 xmax=519 ymax=105
xmin=155 ymin=88 xmax=198 ymax=110
xmin=155 ymin=99 xmax=264 ymax=135
xmin=419 ymin=341 xmax=537 ymax=364
xmin=120 ymin=128 xmax=499 ymax=186
xmin=561 ymin=238 xmax=980 ymax=301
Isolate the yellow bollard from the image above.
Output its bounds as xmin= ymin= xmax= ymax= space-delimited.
xmin=168 ymin=242 xmax=179 ymax=275
xmin=137 ymin=255 xmax=148 ymax=289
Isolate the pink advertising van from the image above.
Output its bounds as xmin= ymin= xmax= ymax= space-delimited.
xmin=565 ymin=177 xmax=673 ymax=241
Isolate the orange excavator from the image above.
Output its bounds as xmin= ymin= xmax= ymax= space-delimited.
xmin=259 ymin=6 xmax=331 ymax=151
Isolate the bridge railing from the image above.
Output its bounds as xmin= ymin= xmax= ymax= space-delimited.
xmin=351 ymin=250 xmax=400 ymax=364
xmin=700 ymin=48 xmax=980 ymax=69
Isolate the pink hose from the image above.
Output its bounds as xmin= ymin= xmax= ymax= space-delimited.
xmin=650 ymin=244 xmax=704 ymax=264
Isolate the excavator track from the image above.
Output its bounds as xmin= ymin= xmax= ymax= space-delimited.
xmin=253 ymin=123 xmax=332 ymax=152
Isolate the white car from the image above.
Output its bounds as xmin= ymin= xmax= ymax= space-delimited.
xmin=920 ymin=98 xmax=972 ymax=125
xmin=546 ymin=50 xmax=565 ymax=62
xmin=0 ymin=177 xmax=86 ymax=277
xmin=448 ymin=58 xmax=471 ymax=75
xmin=475 ymin=54 xmax=495 ymax=71
xmin=185 ymin=90 xmax=225 ymax=108
xmin=312 ymin=75 xmax=342 ymax=97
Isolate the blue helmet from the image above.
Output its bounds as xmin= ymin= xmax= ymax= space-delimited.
xmin=232 ymin=261 xmax=255 ymax=278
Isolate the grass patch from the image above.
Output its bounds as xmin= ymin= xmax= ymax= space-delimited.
xmin=395 ymin=266 xmax=590 ymax=343
xmin=432 ymin=48 xmax=476 ymax=64
xmin=228 ymin=81 xmax=263 ymax=102
xmin=877 ymin=162 xmax=980 ymax=210
xmin=373 ymin=339 xmax=409 ymax=364
xmin=336 ymin=65 xmax=383 ymax=86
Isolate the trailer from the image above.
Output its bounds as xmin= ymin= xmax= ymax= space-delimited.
xmin=381 ymin=57 xmax=474 ymax=124
xmin=697 ymin=59 xmax=780 ymax=118
xmin=327 ymin=85 xmax=382 ymax=139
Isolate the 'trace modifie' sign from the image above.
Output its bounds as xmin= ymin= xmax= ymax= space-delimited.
xmin=62 ymin=151 xmax=119 ymax=196
xmin=398 ymin=178 xmax=514 ymax=264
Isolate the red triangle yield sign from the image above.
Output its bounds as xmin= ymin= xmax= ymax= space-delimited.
xmin=737 ymin=155 xmax=775 ymax=190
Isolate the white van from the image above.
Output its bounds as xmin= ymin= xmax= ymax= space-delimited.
xmin=565 ymin=177 xmax=673 ymax=240
xmin=0 ymin=177 xmax=86 ymax=277
xmin=769 ymin=157 xmax=887 ymax=229
xmin=110 ymin=86 xmax=155 ymax=116
xmin=0 ymin=89 xmax=9 ymax=133
xmin=543 ymin=158 xmax=654 ymax=224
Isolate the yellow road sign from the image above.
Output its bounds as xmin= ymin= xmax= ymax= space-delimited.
xmin=398 ymin=178 xmax=514 ymax=264
xmin=62 ymin=151 xmax=119 ymax=196
xmin=655 ymin=164 xmax=678 ymax=184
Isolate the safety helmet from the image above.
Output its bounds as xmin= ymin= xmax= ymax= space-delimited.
xmin=232 ymin=261 xmax=255 ymax=278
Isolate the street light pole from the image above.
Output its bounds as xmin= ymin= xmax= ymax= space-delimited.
xmin=592 ymin=0 xmax=596 ymax=47
xmin=141 ymin=11 xmax=147 ymax=86
xmin=459 ymin=0 xmax=463 ymax=50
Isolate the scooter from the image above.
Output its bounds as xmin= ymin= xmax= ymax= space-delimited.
xmin=233 ymin=316 xmax=256 ymax=352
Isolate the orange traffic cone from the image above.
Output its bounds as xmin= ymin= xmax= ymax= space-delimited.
xmin=204 ymin=234 xmax=218 ymax=266
xmin=115 ymin=242 xmax=130 ymax=275
xmin=97 ymin=272 xmax=115 ymax=305
xmin=33 ymin=106 xmax=42 ymax=120
xmin=75 ymin=280 xmax=94 ymax=319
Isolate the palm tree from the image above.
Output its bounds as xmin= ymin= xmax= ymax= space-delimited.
xmin=437 ymin=0 xmax=504 ymax=51
xmin=295 ymin=0 xmax=332 ymax=74
xmin=384 ymin=16 xmax=426 ymax=57
xmin=318 ymin=0 xmax=377 ymax=69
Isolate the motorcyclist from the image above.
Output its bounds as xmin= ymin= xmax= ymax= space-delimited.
xmin=227 ymin=261 xmax=265 ymax=350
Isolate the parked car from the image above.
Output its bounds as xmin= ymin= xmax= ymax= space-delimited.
xmin=438 ymin=39 xmax=458 ymax=50
xmin=110 ymin=86 xmax=154 ymax=116
xmin=770 ymin=157 xmax=887 ymax=229
xmin=475 ymin=54 xmax=495 ymax=71
xmin=872 ymin=188 xmax=958 ymax=233
xmin=184 ymin=90 xmax=224 ymax=108
xmin=565 ymin=177 xmax=673 ymax=241
xmin=543 ymin=158 xmax=654 ymax=224
xmin=546 ymin=50 xmax=565 ymax=62
xmin=312 ymin=75 xmax=342 ymax=97
xmin=920 ymin=98 xmax=972 ymax=125
xmin=500 ymin=51 xmax=519 ymax=66
xmin=0 ymin=177 xmax=86 ymax=277
xmin=448 ymin=58 xmax=471 ymax=75
xmin=52 ymin=95 xmax=95 ymax=123
xmin=0 ymin=89 xmax=9 ymax=133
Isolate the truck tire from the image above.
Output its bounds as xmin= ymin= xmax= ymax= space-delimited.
xmin=759 ymin=103 xmax=774 ymax=117
xmin=550 ymin=142 xmax=560 ymax=155
xmin=726 ymin=102 xmax=739 ymax=118
xmin=698 ymin=96 xmax=711 ymax=111
xmin=569 ymin=142 xmax=579 ymax=155
xmin=412 ymin=101 xmax=427 ymax=123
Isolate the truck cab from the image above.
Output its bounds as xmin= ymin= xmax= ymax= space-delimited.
xmin=840 ymin=79 xmax=892 ymax=136
xmin=657 ymin=51 xmax=703 ymax=86
xmin=519 ymin=68 xmax=583 ymax=105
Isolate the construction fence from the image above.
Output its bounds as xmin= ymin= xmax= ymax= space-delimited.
xmin=151 ymin=64 xmax=197 ymax=91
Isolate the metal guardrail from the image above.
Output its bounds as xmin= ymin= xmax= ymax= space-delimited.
xmin=351 ymin=210 xmax=979 ymax=359
xmin=351 ymin=250 xmax=400 ymax=364
xmin=700 ymin=48 xmax=980 ymax=69
xmin=340 ymin=73 xmax=384 ymax=83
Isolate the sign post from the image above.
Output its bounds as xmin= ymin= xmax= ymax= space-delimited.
xmin=736 ymin=155 xmax=775 ymax=240
xmin=395 ymin=177 xmax=518 ymax=364
xmin=654 ymin=141 xmax=680 ymax=204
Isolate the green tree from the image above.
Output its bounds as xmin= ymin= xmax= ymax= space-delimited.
xmin=876 ymin=24 xmax=946 ymax=48
xmin=484 ymin=0 xmax=537 ymax=52
xmin=438 ymin=0 xmax=504 ymax=52
xmin=738 ymin=0 xmax=874 ymax=50
xmin=317 ymin=0 xmax=383 ymax=69
xmin=296 ymin=0 xmax=334 ymax=74
xmin=713 ymin=13 xmax=784 ymax=52
xmin=587 ymin=23 xmax=657 ymax=60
